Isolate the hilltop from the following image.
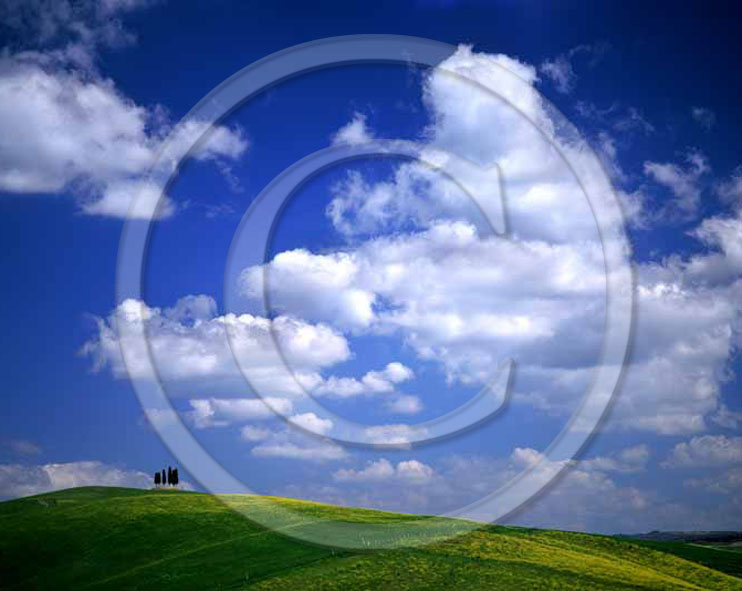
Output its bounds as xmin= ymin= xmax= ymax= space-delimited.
xmin=1 ymin=487 xmax=740 ymax=590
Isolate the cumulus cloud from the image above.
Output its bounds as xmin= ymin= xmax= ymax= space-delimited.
xmin=81 ymin=295 xmax=423 ymax=424
xmin=0 ymin=460 xmax=154 ymax=499
xmin=240 ymin=248 xmax=377 ymax=330
xmin=84 ymin=296 xmax=420 ymax=421
xmin=242 ymin=221 xmax=607 ymax=386
xmin=289 ymin=412 xmax=334 ymax=436
xmin=82 ymin=296 xmax=350 ymax=390
xmin=644 ymin=151 xmax=709 ymax=219
xmin=311 ymin=362 xmax=414 ymax=398
xmin=333 ymin=458 xmax=434 ymax=484
xmin=280 ymin=446 xmax=673 ymax=533
xmin=598 ymin=211 xmax=742 ymax=435
xmin=662 ymin=435 xmax=742 ymax=468
xmin=331 ymin=112 xmax=374 ymax=145
xmin=580 ymin=445 xmax=650 ymax=474
xmin=495 ymin=451 xmax=655 ymax=532
xmin=187 ymin=397 xmax=294 ymax=429
xmin=237 ymin=45 xmax=742 ymax=437
xmin=607 ymin=275 xmax=740 ymax=435
xmin=686 ymin=466 xmax=742 ymax=496
xmin=0 ymin=3 xmax=247 ymax=218
xmin=363 ymin=424 xmax=428 ymax=447
xmin=140 ymin=407 xmax=179 ymax=430
xmin=322 ymin=47 xmax=630 ymax=243
xmin=711 ymin=404 xmax=742 ymax=430
xmin=249 ymin=414 xmax=346 ymax=462
xmin=385 ymin=394 xmax=424 ymax=415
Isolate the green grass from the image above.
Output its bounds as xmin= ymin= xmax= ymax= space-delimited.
xmin=628 ymin=540 xmax=742 ymax=580
xmin=1 ymin=487 xmax=740 ymax=590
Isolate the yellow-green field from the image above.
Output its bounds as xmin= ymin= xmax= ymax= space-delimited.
xmin=0 ymin=487 xmax=739 ymax=590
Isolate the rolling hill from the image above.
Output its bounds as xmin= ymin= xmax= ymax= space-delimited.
xmin=0 ymin=487 xmax=740 ymax=590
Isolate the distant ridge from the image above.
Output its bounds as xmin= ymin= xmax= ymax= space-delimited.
xmin=619 ymin=531 xmax=742 ymax=544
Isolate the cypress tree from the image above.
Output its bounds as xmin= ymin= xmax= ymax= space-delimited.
xmin=161 ymin=469 xmax=166 ymax=485
xmin=173 ymin=468 xmax=179 ymax=486
xmin=167 ymin=466 xmax=172 ymax=485
xmin=154 ymin=472 xmax=160 ymax=485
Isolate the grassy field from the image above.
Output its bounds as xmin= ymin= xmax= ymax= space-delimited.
xmin=627 ymin=540 xmax=742 ymax=580
xmin=0 ymin=487 xmax=740 ymax=590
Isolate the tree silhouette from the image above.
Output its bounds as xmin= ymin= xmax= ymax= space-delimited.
xmin=155 ymin=466 xmax=179 ymax=487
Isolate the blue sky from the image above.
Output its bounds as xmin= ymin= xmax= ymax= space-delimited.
xmin=1 ymin=0 xmax=741 ymax=534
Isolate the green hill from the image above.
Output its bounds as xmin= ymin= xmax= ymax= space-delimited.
xmin=1 ymin=487 xmax=740 ymax=590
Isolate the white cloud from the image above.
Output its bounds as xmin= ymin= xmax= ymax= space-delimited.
xmin=78 ymin=179 xmax=176 ymax=219
xmin=644 ymin=151 xmax=709 ymax=218
xmin=592 ymin=211 xmax=742 ymax=435
xmin=663 ymin=435 xmax=742 ymax=468
xmin=140 ymin=407 xmax=178 ymax=430
xmin=716 ymin=166 xmax=742 ymax=208
xmin=0 ymin=460 xmax=153 ymax=499
xmin=187 ymin=397 xmax=294 ymax=429
xmin=333 ymin=458 xmax=395 ymax=482
xmin=274 ymin=439 xmax=742 ymax=532
xmin=540 ymin=56 xmax=574 ymax=94
xmin=711 ymin=404 xmax=742 ymax=429
xmin=243 ymin=221 xmax=607 ymax=386
xmin=385 ymin=395 xmax=424 ymax=415
xmin=363 ymin=424 xmax=428 ymax=447
xmin=240 ymin=248 xmax=377 ymax=330
xmin=686 ymin=212 xmax=742 ymax=285
xmin=82 ymin=296 xmax=350 ymax=389
xmin=499 ymin=451 xmax=654 ymax=532
xmin=85 ymin=297 xmax=423 ymax=420
xmin=0 ymin=14 xmax=247 ymax=218
xmin=605 ymin=274 xmax=740 ymax=435
xmin=311 ymin=362 xmax=414 ymax=398
xmin=237 ymin=45 xmax=742 ymax=437
xmin=579 ymin=445 xmax=650 ymax=474
xmin=239 ymin=414 xmax=346 ymax=462
xmin=686 ymin=466 xmax=742 ymax=495
xmin=331 ymin=112 xmax=373 ymax=145
xmin=240 ymin=425 xmax=271 ymax=442
xmin=286 ymin=446 xmax=669 ymax=533
xmin=396 ymin=459 xmax=435 ymax=481
xmin=333 ymin=458 xmax=434 ymax=484
xmin=289 ymin=412 xmax=333 ymax=436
